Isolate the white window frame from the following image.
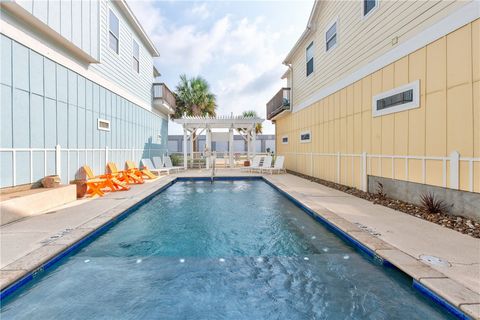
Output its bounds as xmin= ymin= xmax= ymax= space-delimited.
xmin=324 ymin=18 xmax=338 ymax=52
xmin=132 ymin=39 xmax=140 ymax=73
xmin=108 ymin=9 xmax=120 ymax=54
xmin=300 ymin=130 xmax=311 ymax=143
xmin=372 ymin=80 xmax=420 ymax=117
xmin=363 ymin=0 xmax=379 ymax=19
xmin=281 ymin=135 xmax=289 ymax=144
xmin=306 ymin=42 xmax=314 ymax=77
xmin=97 ymin=118 xmax=111 ymax=131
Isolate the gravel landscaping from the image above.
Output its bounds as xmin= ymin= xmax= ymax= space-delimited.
xmin=288 ymin=171 xmax=480 ymax=239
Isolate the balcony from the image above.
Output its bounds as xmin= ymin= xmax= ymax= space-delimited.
xmin=152 ymin=83 xmax=176 ymax=115
xmin=266 ymin=88 xmax=291 ymax=120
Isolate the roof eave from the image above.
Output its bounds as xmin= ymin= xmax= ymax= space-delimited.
xmin=282 ymin=0 xmax=319 ymax=65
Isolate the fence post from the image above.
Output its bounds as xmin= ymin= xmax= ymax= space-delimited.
xmin=55 ymin=144 xmax=61 ymax=178
xmin=449 ymin=151 xmax=459 ymax=189
xmin=362 ymin=152 xmax=367 ymax=192
xmin=336 ymin=152 xmax=341 ymax=183
xmin=105 ymin=146 xmax=109 ymax=166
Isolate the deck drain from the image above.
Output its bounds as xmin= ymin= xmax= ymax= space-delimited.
xmin=419 ymin=255 xmax=451 ymax=267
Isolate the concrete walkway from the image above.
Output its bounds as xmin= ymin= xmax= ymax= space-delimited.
xmin=1 ymin=169 xmax=479 ymax=318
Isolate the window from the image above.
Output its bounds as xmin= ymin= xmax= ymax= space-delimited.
xmin=306 ymin=42 xmax=314 ymax=76
xmin=132 ymin=40 xmax=139 ymax=73
xmin=325 ymin=21 xmax=337 ymax=51
xmin=282 ymin=136 xmax=288 ymax=144
xmin=109 ymin=9 xmax=119 ymax=54
xmin=300 ymin=131 xmax=311 ymax=143
xmin=372 ymin=80 xmax=420 ymax=117
xmin=97 ymin=118 xmax=111 ymax=131
xmin=364 ymin=0 xmax=378 ymax=16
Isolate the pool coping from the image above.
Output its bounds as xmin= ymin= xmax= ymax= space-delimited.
xmin=0 ymin=176 xmax=478 ymax=319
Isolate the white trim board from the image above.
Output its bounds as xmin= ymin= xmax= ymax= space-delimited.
xmin=0 ymin=15 xmax=155 ymax=113
xmin=292 ymin=0 xmax=479 ymax=113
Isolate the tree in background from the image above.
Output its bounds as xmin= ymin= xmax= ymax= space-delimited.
xmin=242 ymin=110 xmax=263 ymax=135
xmin=173 ymin=74 xmax=217 ymax=151
xmin=173 ymin=74 xmax=216 ymax=119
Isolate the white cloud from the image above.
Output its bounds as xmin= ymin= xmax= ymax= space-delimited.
xmin=190 ymin=3 xmax=210 ymax=20
xmin=129 ymin=1 xmax=291 ymax=134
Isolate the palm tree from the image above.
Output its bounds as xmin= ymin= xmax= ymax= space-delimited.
xmin=173 ymin=74 xmax=217 ymax=151
xmin=242 ymin=110 xmax=263 ymax=134
xmin=173 ymin=74 xmax=217 ymax=119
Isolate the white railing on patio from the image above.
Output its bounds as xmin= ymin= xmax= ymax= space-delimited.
xmin=0 ymin=145 xmax=166 ymax=187
xmin=282 ymin=151 xmax=479 ymax=193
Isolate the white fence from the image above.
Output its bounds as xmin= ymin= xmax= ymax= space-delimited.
xmin=282 ymin=151 xmax=479 ymax=193
xmin=0 ymin=145 xmax=166 ymax=187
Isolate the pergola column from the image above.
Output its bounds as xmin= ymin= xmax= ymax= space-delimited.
xmin=229 ymin=128 xmax=234 ymax=168
xmin=206 ymin=127 xmax=211 ymax=169
xmin=189 ymin=128 xmax=194 ymax=167
xmin=252 ymin=128 xmax=256 ymax=158
xmin=183 ymin=127 xmax=188 ymax=170
xmin=246 ymin=130 xmax=250 ymax=160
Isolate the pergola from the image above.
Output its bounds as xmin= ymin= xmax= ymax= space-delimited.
xmin=173 ymin=115 xmax=265 ymax=169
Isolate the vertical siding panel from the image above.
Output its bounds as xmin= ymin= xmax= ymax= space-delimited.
xmin=13 ymin=89 xmax=30 ymax=148
xmin=30 ymin=94 xmax=44 ymax=148
xmin=13 ymin=42 xmax=29 ymax=91
xmin=1 ymin=85 xmax=13 ymax=148
xmin=60 ymin=0 xmax=72 ymax=41
xmin=1 ymin=35 xmax=12 ymax=86
xmin=48 ymin=0 xmax=61 ymax=34
xmin=44 ymin=98 xmax=57 ymax=148
xmin=71 ymin=0 xmax=82 ymax=48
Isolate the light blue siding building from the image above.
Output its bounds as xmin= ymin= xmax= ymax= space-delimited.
xmin=0 ymin=0 xmax=175 ymax=187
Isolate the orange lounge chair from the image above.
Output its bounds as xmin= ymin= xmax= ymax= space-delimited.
xmin=107 ymin=162 xmax=143 ymax=184
xmin=87 ymin=165 xmax=130 ymax=192
xmin=82 ymin=166 xmax=107 ymax=197
xmin=126 ymin=160 xmax=157 ymax=180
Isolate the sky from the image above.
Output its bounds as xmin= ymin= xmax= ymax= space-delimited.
xmin=128 ymin=0 xmax=315 ymax=135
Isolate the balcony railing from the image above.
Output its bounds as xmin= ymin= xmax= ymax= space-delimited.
xmin=266 ymin=88 xmax=291 ymax=120
xmin=152 ymin=83 xmax=176 ymax=114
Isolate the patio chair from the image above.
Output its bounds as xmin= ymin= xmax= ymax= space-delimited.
xmin=141 ymin=158 xmax=169 ymax=175
xmin=241 ymin=155 xmax=262 ymax=172
xmin=83 ymin=165 xmax=129 ymax=196
xmin=262 ymin=156 xmax=286 ymax=174
xmin=153 ymin=156 xmax=177 ymax=174
xmin=107 ymin=162 xmax=143 ymax=184
xmin=253 ymin=156 xmax=272 ymax=173
xmin=164 ymin=156 xmax=185 ymax=173
xmin=126 ymin=160 xmax=157 ymax=180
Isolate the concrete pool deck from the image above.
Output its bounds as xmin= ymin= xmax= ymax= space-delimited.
xmin=1 ymin=169 xmax=479 ymax=318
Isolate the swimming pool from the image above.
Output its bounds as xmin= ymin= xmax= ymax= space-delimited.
xmin=1 ymin=180 xmax=457 ymax=319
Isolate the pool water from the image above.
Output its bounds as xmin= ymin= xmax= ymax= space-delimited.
xmin=1 ymin=180 xmax=454 ymax=319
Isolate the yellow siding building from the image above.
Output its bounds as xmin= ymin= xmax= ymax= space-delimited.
xmin=267 ymin=0 xmax=479 ymax=217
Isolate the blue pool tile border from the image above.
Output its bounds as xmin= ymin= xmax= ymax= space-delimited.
xmin=0 ymin=177 xmax=473 ymax=319
xmin=413 ymin=280 xmax=472 ymax=320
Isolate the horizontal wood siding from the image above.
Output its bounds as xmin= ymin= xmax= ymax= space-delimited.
xmin=289 ymin=0 xmax=469 ymax=108
xmin=89 ymin=0 xmax=153 ymax=109
xmin=276 ymin=19 xmax=479 ymax=193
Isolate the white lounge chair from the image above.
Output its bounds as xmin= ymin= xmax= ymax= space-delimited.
xmin=141 ymin=158 xmax=169 ymax=175
xmin=164 ymin=156 xmax=185 ymax=173
xmin=241 ymin=155 xmax=262 ymax=172
xmin=253 ymin=156 xmax=272 ymax=173
xmin=262 ymin=156 xmax=286 ymax=174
